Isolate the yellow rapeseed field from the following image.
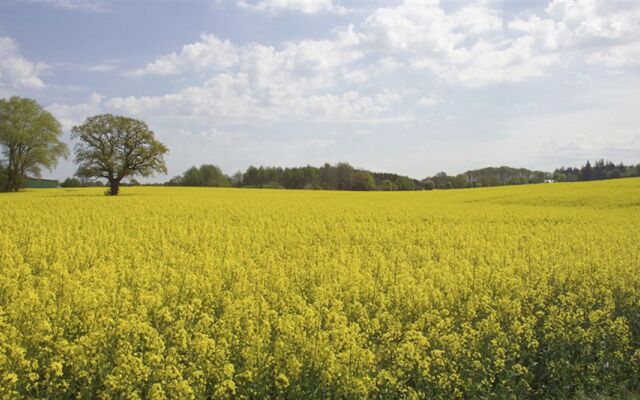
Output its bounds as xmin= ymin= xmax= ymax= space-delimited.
xmin=1 ymin=179 xmax=639 ymax=399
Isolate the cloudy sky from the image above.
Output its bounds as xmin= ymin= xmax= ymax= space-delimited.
xmin=1 ymin=0 xmax=639 ymax=181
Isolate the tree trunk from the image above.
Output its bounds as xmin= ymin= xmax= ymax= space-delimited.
xmin=4 ymin=174 xmax=12 ymax=192
xmin=109 ymin=179 xmax=120 ymax=196
xmin=5 ymin=169 xmax=19 ymax=192
xmin=5 ymin=148 xmax=14 ymax=192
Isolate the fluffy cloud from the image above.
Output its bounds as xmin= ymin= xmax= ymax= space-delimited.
xmin=107 ymin=75 xmax=400 ymax=122
xmin=122 ymin=24 xmax=375 ymax=121
xmin=509 ymin=0 xmax=640 ymax=61
xmin=358 ymin=1 xmax=640 ymax=86
xmin=132 ymin=34 xmax=239 ymax=77
xmin=0 ymin=36 xmax=48 ymax=93
xmin=131 ymin=1 xmax=640 ymax=91
xmin=236 ymin=0 xmax=347 ymax=15
xmin=361 ymin=2 xmax=502 ymax=52
xmin=57 ymin=1 xmax=640 ymax=126
xmin=358 ymin=2 xmax=552 ymax=86
xmin=47 ymin=92 xmax=105 ymax=129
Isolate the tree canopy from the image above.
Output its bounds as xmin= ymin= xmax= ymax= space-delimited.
xmin=72 ymin=114 xmax=168 ymax=195
xmin=166 ymin=162 xmax=426 ymax=191
xmin=554 ymin=160 xmax=638 ymax=182
xmin=0 ymin=96 xmax=68 ymax=192
xmin=184 ymin=164 xmax=230 ymax=187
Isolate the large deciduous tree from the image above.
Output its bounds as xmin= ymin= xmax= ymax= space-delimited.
xmin=72 ymin=114 xmax=168 ymax=195
xmin=0 ymin=96 xmax=68 ymax=192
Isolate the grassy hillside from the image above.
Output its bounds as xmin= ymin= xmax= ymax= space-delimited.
xmin=1 ymin=179 xmax=639 ymax=398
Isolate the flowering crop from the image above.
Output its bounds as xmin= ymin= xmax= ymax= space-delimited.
xmin=1 ymin=179 xmax=639 ymax=399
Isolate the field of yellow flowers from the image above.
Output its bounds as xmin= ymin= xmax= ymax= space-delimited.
xmin=1 ymin=179 xmax=639 ymax=399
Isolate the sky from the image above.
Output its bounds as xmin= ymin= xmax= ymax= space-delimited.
xmin=1 ymin=0 xmax=639 ymax=181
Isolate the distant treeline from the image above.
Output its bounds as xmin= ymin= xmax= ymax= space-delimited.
xmin=553 ymin=159 xmax=640 ymax=182
xmin=427 ymin=166 xmax=549 ymax=189
xmin=57 ymin=159 xmax=640 ymax=191
xmin=165 ymin=163 xmax=424 ymax=191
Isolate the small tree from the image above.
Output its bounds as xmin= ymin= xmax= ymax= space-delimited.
xmin=182 ymin=166 xmax=203 ymax=186
xmin=453 ymin=174 xmax=469 ymax=189
xmin=351 ymin=171 xmax=375 ymax=191
xmin=395 ymin=176 xmax=416 ymax=191
xmin=61 ymin=177 xmax=82 ymax=187
xmin=72 ymin=114 xmax=168 ymax=195
xmin=422 ymin=179 xmax=435 ymax=190
xmin=230 ymin=171 xmax=243 ymax=187
xmin=0 ymin=96 xmax=68 ymax=192
xmin=199 ymin=164 xmax=229 ymax=187
xmin=378 ymin=179 xmax=396 ymax=191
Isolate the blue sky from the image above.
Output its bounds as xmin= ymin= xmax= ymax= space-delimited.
xmin=1 ymin=0 xmax=639 ymax=181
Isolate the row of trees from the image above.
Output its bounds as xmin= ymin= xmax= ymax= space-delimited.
xmin=166 ymin=163 xmax=426 ymax=191
xmin=423 ymin=167 xmax=549 ymax=190
xmin=168 ymin=161 xmax=640 ymax=192
xmin=553 ymin=160 xmax=640 ymax=182
xmin=1 ymin=96 xmax=168 ymax=195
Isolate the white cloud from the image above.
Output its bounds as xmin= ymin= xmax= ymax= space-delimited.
xmin=132 ymin=34 xmax=239 ymax=77
xmin=358 ymin=2 xmax=556 ymax=87
xmin=108 ymin=73 xmax=264 ymax=119
xmin=236 ymin=0 xmax=347 ymax=15
xmin=587 ymin=43 xmax=640 ymax=68
xmin=59 ymin=0 xmax=640 ymax=128
xmin=545 ymin=0 xmax=639 ymax=40
xmin=509 ymin=1 xmax=640 ymax=65
xmin=133 ymin=25 xmax=363 ymax=85
xmin=107 ymin=73 xmax=401 ymax=122
xmin=356 ymin=1 xmax=640 ymax=87
xmin=0 ymin=36 xmax=48 ymax=92
xmin=125 ymin=25 xmax=370 ymax=121
xmin=129 ymin=1 xmax=640 ymax=94
xmin=47 ymin=92 xmax=105 ymax=129
xmin=412 ymin=36 xmax=559 ymax=87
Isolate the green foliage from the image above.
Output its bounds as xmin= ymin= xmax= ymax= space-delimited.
xmin=378 ymin=179 xmax=397 ymax=191
xmin=422 ymin=179 xmax=435 ymax=190
xmin=394 ymin=176 xmax=417 ymax=191
xmin=230 ymin=163 xmax=422 ymax=191
xmin=72 ymin=114 xmax=168 ymax=195
xmin=351 ymin=171 xmax=375 ymax=191
xmin=61 ymin=177 xmax=82 ymax=188
xmin=556 ymin=160 xmax=639 ymax=182
xmin=453 ymin=174 xmax=468 ymax=188
xmin=180 ymin=164 xmax=231 ymax=187
xmin=0 ymin=96 xmax=68 ymax=192
xmin=428 ymin=167 xmax=550 ymax=190
xmin=508 ymin=176 xmax=529 ymax=185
